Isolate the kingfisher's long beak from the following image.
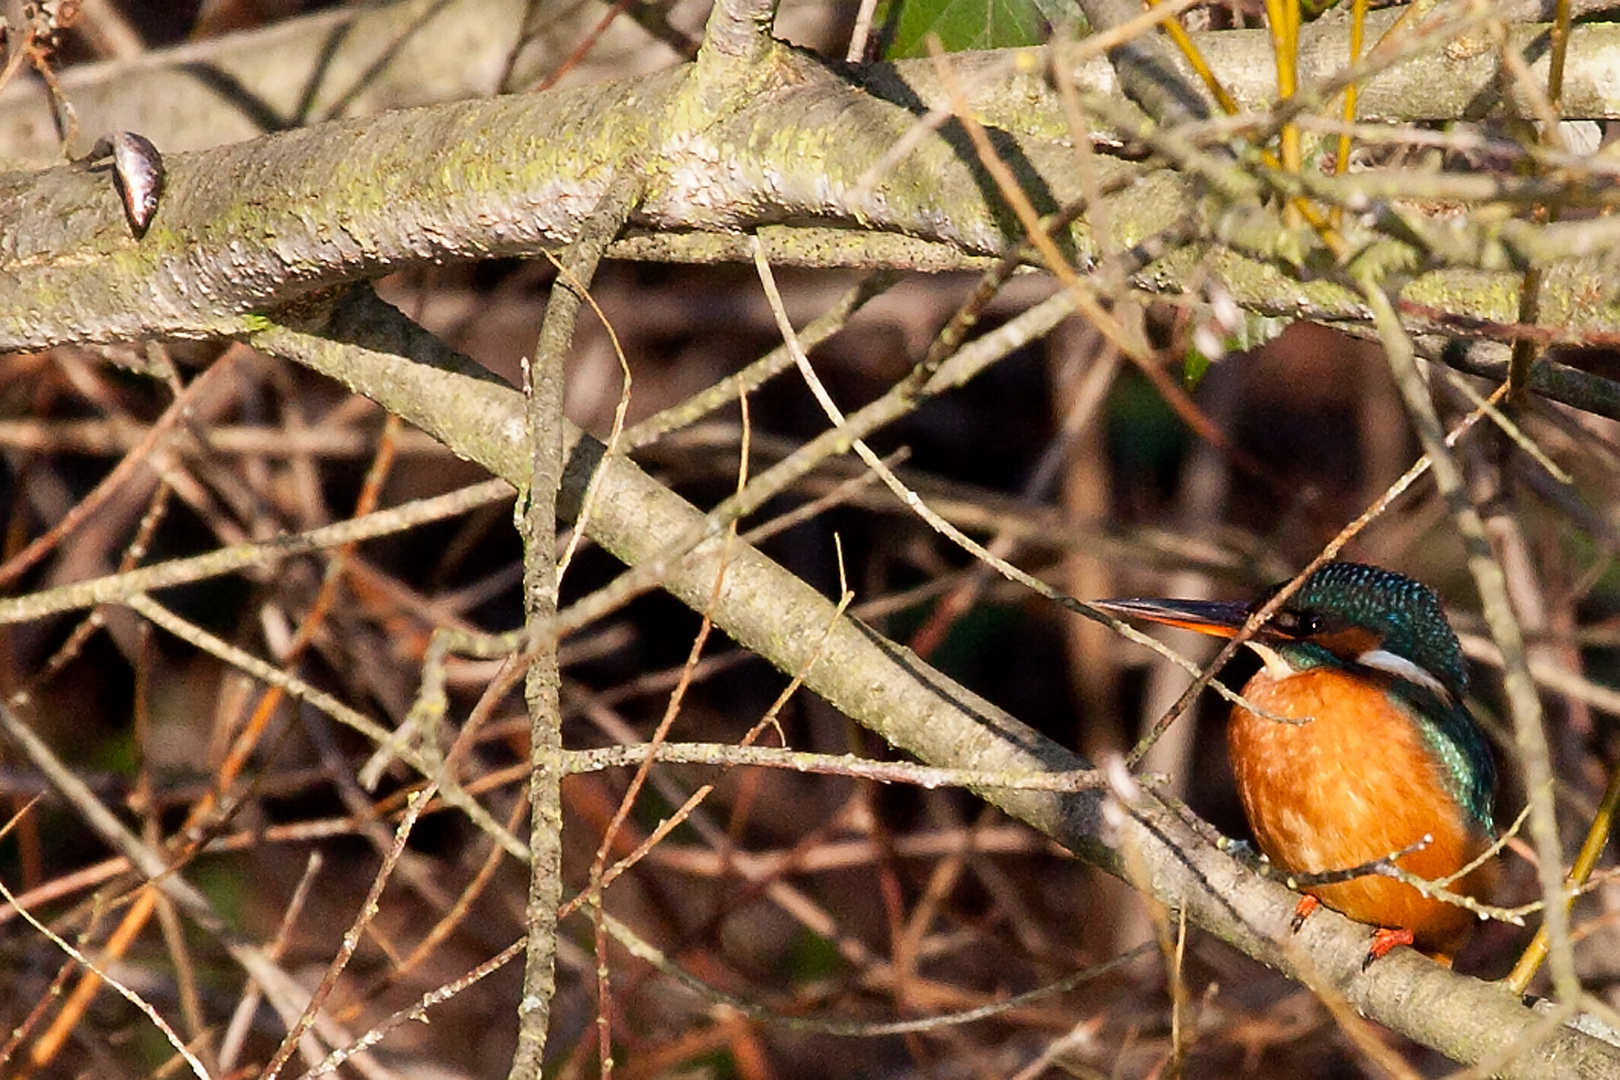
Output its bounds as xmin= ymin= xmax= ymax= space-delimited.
xmin=1089 ymin=598 xmax=1255 ymax=639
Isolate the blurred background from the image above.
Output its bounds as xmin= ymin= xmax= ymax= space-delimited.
xmin=2 ymin=1 xmax=1618 ymax=1077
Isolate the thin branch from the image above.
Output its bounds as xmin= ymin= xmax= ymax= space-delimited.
xmin=0 ymin=479 xmax=515 ymax=627
xmin=508 ymin=169 xmax=641 ymax=1080
xmin=0 ymin=872 xmax=212 ymax=1080
xmin=602 ymin=910 xmax=1155 ymax=1035
xmin=1360 ymin=278 xmax=1577 ymax=1001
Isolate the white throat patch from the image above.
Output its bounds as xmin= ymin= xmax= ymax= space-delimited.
xmin=1245 ymin=641 xmax=1299 ymax=682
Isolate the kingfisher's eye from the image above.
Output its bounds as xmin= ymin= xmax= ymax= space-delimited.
xmin=1273 ymin=611 xmax=1323 ymax=637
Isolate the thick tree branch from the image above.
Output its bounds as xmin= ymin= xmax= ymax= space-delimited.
xmin=9 ymin=2 xmax=1620 ymax=172
xmin=8 ymin=20 xmax=1620 ymax=349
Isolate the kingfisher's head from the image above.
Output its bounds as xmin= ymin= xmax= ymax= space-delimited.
xmin=1094 ymin=561 xmax=1468 ymax=702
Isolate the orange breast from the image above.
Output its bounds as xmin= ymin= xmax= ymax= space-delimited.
xmin=1227 ymin=666 xmax=1495 ymax=961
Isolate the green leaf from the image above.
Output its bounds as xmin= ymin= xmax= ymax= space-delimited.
xmin=1182 ymin=346 xmax=1212 ymax=390
xmin=881 ymin=0 xmax=1049 ymax=58
xmin=1183 ymin=312 xmax=1286 ymax=387
xmin=1231 ymin=313 xmax=1289 ymax=352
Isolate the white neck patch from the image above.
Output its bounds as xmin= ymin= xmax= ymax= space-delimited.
xmin=1354 ymin=647 xmax=1454 ymax=702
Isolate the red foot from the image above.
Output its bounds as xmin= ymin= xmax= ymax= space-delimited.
xmin=1363 ymin=927 xmax=1415 ymax=970
xmin=1290 ymin=894 xmax=1319 ymax=934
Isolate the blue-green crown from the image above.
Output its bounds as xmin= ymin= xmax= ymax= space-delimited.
xmin=1280 ymin=562 xmax=1469 ymax=698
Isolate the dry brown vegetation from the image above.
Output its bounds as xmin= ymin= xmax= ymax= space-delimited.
xmin=3 ymin=0 xmax=1620 ymax=1078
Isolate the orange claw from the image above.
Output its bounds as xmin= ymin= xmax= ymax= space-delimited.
xmin=1290 ymin=894 xmax=1319 ymax=933
xmin=1363 ymin=926 xmax=1416 ymax=969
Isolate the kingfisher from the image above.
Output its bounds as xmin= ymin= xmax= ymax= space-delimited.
xmin=1094 ymin=561 xmax=1497 ymax=967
